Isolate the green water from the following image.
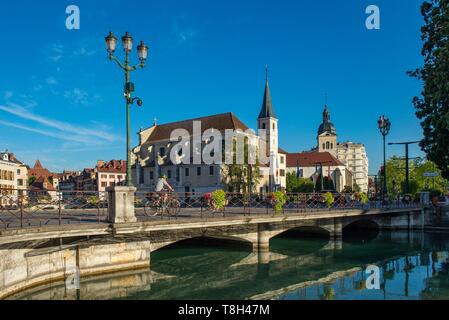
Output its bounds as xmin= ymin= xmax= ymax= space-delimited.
xmin=15 ymin=230 xmax=449 ymax=300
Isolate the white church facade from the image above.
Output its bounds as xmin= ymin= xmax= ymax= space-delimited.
xmin=131 ymin=76 xmax=287 ymax=194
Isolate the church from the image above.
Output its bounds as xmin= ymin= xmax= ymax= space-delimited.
xmin=285 ymin=103 xmax=369 ymax=193
xmin=131 ymin=74 xmax=287 ymax=194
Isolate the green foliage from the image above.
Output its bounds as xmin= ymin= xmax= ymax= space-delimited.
xmin=314 ymin=175 xmax=335 ymax=192
xmin=408 ymin=0 xmax=449 ymax=180
xmin=342 ymin=186 xmax=353 ymax=194
xmin=323 ymin=192 xmax=334 ymax=208
xmin=359 ymin=192 xmax=369 ymax=205
xmin=222 ymin=137 xmax=261 ymax=193
xmin=385 ymin=156 xmax=448 ymax=195
xmin=286 ymin=173 xmax=314 ymax=193
xmin=88 ymin=196 xmax=99 ymax=206
xmin=28 ymin=176 xmax=36 ymax=186
xmin=272 ymin=191 xmax=287 ymax=213
xmin=353 ymin=183 xmax=361 ymax=193
xmin=212 ymin=189 xmax=226 ymax=209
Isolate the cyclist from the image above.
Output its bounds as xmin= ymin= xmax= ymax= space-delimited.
xmin=155 ymin=175 xmax=174 ymax=193
xmin=155 ymin=175 xmax=174 ymax=206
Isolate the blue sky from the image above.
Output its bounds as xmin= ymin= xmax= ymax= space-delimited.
xmin=0 ymin=0 xmax=425 ymax=173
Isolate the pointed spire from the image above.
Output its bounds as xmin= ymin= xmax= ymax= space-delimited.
xmin=258 ymin=66 xmax=276 ymax=119
xmin=323 ymin=105 xmax=330 ymax=123
xmin=34 ymin=160 xmax=43 ymax=169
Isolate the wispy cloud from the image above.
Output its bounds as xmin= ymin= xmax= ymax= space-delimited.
xmin=45 ymin=77 xmax=58 ymax=85
xmin=48 ymin=44 xmax=64 ymax=62
xmin=172 ymin=19 xmax=198 ymax=46
xmin=73 ymin=47 xmax=96 ymax=57
xmin=64 ymin=88 xmax=89 ymax=105
xmin=0 ymin=103 xmax=121 ymax=144
xmin=0 ymin=119 xmax=100 ymax=144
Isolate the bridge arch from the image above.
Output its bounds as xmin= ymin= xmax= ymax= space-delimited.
xmin=342 ymin=218 xmax=380 ymax=242
xmin=151 ymin=235 xmax=254 ymax=253
xmin=271 ymin=226 xmax=331 ymax=240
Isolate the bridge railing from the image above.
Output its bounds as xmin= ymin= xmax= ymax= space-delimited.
xmin=0 ymin=187 xmax=423 ymax=229
xmin=133 ymin=191 xmax=422 ymax=221
xmin=0 ymin=188 xmax=108 ymax=229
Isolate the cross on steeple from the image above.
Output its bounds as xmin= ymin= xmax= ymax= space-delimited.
xmin=265 ymin=64 xmax=268 ymax=82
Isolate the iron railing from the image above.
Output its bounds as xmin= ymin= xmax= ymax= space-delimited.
xmin=0 ymin=188 xmax=422 ymax=229
xmin=134 ymin=191 xmax=422 ymax=221
xmin=0 ymin=188 xmax=108 ymax=229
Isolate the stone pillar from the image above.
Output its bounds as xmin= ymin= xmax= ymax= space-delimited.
xmin=255 ymin=224 xmax=270 ymax=253
xmin=331 ymin=218 xmax=343 ymax=240
xmin=107 ymin=186 xmax=137 ymax=224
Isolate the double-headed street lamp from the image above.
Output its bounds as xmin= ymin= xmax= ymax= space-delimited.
xmin=105 ymin=31 xmax=149 ymax=187
xmin=378 ymin=115 xmax=391 ymax=200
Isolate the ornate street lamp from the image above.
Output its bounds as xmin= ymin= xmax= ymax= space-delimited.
xmin=378 ymin=115 xmax=391 ymax=201
xmin=105 ymin=31 xmax=149 ymax=187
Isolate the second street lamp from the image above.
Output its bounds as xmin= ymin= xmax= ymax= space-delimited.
xmin=105 ymin=31 xmax=149 ymax=187
xmin=378 ymin=115 xmax=391 ymax=201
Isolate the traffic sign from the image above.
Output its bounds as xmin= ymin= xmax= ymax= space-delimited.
xmin=424 ymin=172 xmax=439 ymax=177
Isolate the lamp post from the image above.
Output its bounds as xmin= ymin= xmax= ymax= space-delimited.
xmin=388 ymin=141 xmax=420 ymax=194
xmin=378 ymin=115 xmax=391 ymax=201
xmin=105 ymin=32 xmax=148 ymax=187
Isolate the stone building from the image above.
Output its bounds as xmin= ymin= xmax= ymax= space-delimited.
xmin=336 ymin=142 xmax=369 ymax=192
xmin=132 ymin=77 xmax=287 ymax=194
xmin=0 ymin=150 xmax=26 ymax=206
xmin=285 ymin=151 xmax=353 ymax=192
xmin=28 ymin=160 xmax=60 ymax=190
xmin=315 ymin=105 xmax=369 ymax=193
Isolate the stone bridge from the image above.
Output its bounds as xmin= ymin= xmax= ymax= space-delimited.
xmin=0 ymin=205 xmax=426 ymax=299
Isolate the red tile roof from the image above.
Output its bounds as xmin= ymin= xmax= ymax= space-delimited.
xmin=143 ymin=112 xmax=250 ymax=143
xmin=28 ymin=160 xmax=57 ymax=180
xmin=96 ymin=160 xmax=127 ymax=173
xmin=286 ymin=151 xmax=344 ymax=167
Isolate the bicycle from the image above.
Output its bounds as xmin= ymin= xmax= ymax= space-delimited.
xmin=142 ymin=191 xmax=181 ymax=219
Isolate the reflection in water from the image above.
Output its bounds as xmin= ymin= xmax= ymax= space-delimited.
xmin=13 ymin=231 xmax=449 ymax=300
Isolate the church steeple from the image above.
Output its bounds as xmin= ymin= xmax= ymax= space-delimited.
xmin=323 ymin=105 xmax=330 ymax=123
xmin=258 ymin=66 xmax=276 ymax=119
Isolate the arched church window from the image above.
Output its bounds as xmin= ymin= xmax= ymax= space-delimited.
xmin=273 ymin=123 xmax=276 ymax=131
xmin=323 ymin=143 xmax=325 ymax=150
xmin=262 ymin=123 xmax=266 ymax=130
xmin=331 ymin=143 xmax=333 ymax=149
xmin=326 ymin=142 xmax=330 ymax=149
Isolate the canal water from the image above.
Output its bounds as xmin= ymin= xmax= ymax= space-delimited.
xmin=14 ymin=230 xmax=449 ymax=300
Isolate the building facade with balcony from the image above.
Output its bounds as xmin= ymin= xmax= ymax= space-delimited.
xmin=336 ymin=142 xmax=369 ymax=192
xmin=0 ymin=150 xmax=25 ymax=206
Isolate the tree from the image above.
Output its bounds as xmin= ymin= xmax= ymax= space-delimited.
xmin=408 ymin=0 xmax=449 ymax=180
xmin=28 ymin=176 xmax=36 ymax=186
xmin=222 ymin=137 xmax=261 ymax=193
xmin=385 ymin=156 xmax=448 ymax=194
xmin=286 ymin=173 xmax=314 ymax=193
xmin=315 ymin=175 xmax=335 ymax=191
